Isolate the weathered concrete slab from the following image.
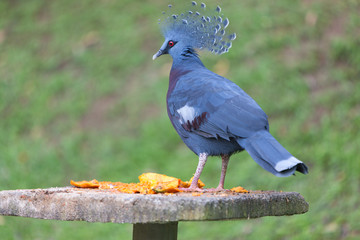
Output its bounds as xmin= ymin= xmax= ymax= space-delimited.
xmin=0 ymin=187 xmax=308 ymax=224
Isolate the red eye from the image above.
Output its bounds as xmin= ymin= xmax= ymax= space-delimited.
xmin=168 ymin=41 xmax=175 ymax=47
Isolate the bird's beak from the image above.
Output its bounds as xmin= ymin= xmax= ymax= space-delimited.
xmin=152 ymin=49 xmax=164 ymax=60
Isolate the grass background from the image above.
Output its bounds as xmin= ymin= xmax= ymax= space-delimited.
xmin=1 ymin=0 xmax=359 ymax=239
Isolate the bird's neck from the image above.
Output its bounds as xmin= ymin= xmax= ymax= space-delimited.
xmin=168 ymin=48 xmax=205 ymax=96
xmin=171 ymin=47 xmax=205 ymax=68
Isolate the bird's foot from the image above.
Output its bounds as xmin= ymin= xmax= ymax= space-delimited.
xmin=178 ymin=187 xmax=205 ymax=192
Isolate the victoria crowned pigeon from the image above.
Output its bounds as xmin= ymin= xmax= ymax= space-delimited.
xmin=152 ymin=1 xmax=308 ymax=191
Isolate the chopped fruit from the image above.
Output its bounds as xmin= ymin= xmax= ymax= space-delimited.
xmin=139 ymin=173 xmax=180 ymax=193
xmin=230 ymin=186 xmax=249 ymax=193
xmin=70 ymin=179 xmax=99 ymax=188
xmin=71 ymin=173 xmax=248 ymax=195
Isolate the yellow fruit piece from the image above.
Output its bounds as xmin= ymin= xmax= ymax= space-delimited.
xmin=139 ymin=173 xmax=181 ymax=193
xmin=230 ymin=186 xmax=249 ymax=193
xmin=70 ymin=179 xmax=99 ymax=188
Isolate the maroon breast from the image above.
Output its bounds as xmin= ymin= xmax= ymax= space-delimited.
xmin=167 ymin=68 xmax=191 ymax=97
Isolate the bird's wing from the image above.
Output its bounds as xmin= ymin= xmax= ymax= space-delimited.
xmin=167 ymin=70 xmax=269 ymax=140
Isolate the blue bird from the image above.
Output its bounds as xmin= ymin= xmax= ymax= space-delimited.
xmin=153 ymin=2 xmax=308 ymax=191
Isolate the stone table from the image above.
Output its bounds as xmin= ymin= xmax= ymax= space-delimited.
xmin=0 ymin=187 xmax=309 ymax=240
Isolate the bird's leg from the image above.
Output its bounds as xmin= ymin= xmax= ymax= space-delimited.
xmin=201 ymin=154 xmax=230 ymax=192
xmin=215 ymin=154 xmax=230 ymax=191
xmin=203 ymin=154 xmax=230 ymax=192
xmin=179 ymin=153 xmax=208 ymax=192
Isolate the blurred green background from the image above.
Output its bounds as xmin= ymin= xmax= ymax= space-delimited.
xmin=1 ymin=0 xmax=359 ymax=239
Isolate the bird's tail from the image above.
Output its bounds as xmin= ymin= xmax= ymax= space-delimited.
xmin=239 ymin=131 xmax=308 ymax=177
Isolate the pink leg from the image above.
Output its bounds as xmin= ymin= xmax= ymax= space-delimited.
xmin=201 ymin=154 xmax=230 ymax=192
xmin=179 ymin=153 xmax=208 ymax=192
xmin=216 ymin=154 xmax=230 ymax=190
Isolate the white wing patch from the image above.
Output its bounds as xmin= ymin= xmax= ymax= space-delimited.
xmin=177 ymin=104 xmax=196 ymax=124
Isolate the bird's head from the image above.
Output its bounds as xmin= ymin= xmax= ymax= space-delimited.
xmin=152 ymin=1 xmax=236 ymax=61
xmin=153 ymin=36 xmax=190 ymax=60
xmin=153 ymin=39 xmax=177 ymax=60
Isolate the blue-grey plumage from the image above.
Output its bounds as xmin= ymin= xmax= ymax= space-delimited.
xmin=153 ymin=1 xmax=308 ymax=191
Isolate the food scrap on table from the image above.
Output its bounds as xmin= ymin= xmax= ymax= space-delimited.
xmin=230 ymin=186 xmax=249 ymax=193
xmin=71 ymin=172 xmax=248 ymax=194
xmin=70 ymin=179 xmax=99 ymax=188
